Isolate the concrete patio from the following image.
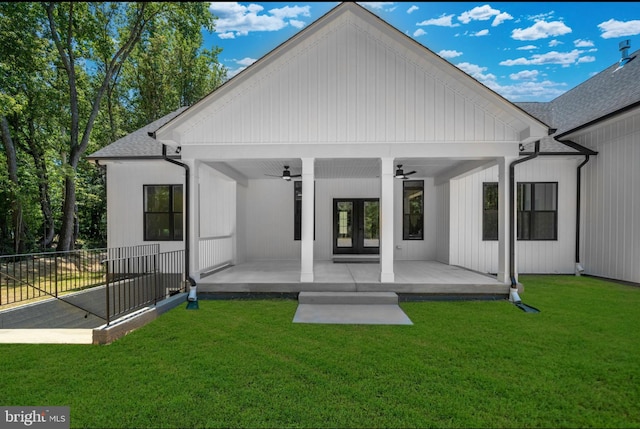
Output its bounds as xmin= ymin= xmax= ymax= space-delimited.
xmin=198 ymin=260 xmax=510 ymax=297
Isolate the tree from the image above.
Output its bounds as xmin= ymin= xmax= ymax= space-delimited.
xmin=43 ymin=2 xmax=219 ymax=250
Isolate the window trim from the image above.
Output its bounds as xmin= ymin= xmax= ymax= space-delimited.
xmin=143 ymin=184 xmax=183 ymax=241
xmin=403 ymin=179 xmax=424 ymax=241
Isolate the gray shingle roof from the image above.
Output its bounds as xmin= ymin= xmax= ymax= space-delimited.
xmin=87 ymin=107 xmax=188 ymax=159
xmin=516 ymin=48 xmax=640 ymax=141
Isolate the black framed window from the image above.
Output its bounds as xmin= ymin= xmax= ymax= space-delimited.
xmin=483 ymin=182 xmax=499 ymax=241
xmin=294 ymin=181 xmax=315 ymax=241
xmin=143 ymin=185 xmax=183 ymax=241
xmin=517 ymin=182 xmax=558 ymax=240
xmin=403 ymin=180 xmax=424 ymax=240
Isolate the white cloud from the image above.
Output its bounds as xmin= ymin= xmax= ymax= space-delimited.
xmin=209 ymin=2 xmax=310 ymax=37
xmin=471 ymin=29 xmax=490 ymax=37
xmin=517 ymin=45 xmax=538 ymax=50
xmin=577 ymin=56 xmax=596 ymax=63
xmin=509 ymin=70 xmax=539 ymax=80
xmin=359 ymin=2 xmax=396 ymax=12
xmin=456 ymin=62 xmax=497 ymax=82
xmin=413 ymin=28 xmax=427 ymax=37
xmin=598 ymin=18 xmax=640 ymax=39
xmin=407 ymin=5 xmax=419 ymax=14
xmin=438 ymin=49 xmax=463 ymax=59
xmin=500 ymin=49 xmax=587 ymax=67
xmin=574 ymin=39 xmax=594 ymax=48
xmin=512 ymin=20 xmax=572 ymax=41
xmin=459 ymin=5 xmax=497 ymax=24
xmin=492 ymin=11 xmax=513 ymax=27
xmin=548 ymin=39 xmax=563 ymax=47
xmin=417 ymin=14 xmax=460 ymax=27
xmin=458 ymin=61 xmax=566 ymax=100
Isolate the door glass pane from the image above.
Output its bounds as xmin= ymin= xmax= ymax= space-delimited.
xmin=363 ymin=200 xmax=379 ymax=247
xmin=336 ymin=202 xmax=353 ymax=247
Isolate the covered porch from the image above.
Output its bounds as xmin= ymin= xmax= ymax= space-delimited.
xmin=197 ymin=260 xmax=510 ymax=296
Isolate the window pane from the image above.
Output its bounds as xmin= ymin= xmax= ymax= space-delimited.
xmin=403 ymin=180 xmax=424 ymax=239
xmin=518 ymin=183 xmax=531 ymax=211
xmin=337 ymin=202 xmax=353 ymax=247
xmin=534 ymin=183 xmax=556 ymax=210
xmin=173 ymin=213 xmax=183 ymax=240
xmin=145 ymin=186 xmax=170 ymax=212
xmin=173 ymin=185 xmax=183 ymax=213
xmin=483 ymin=183 xmax=498 ymax=210
xmin=363 ymin=201 xmax=379 ymax=247
xmin=532 ymin=212 xmax=556 ymax=240
xmin=483 ymin=210 xmax=498 ymax=240
xmin=517 ymin=211 xmax=530 ymax=240
xmin=145 ymin=213 xmax=171 ymax=240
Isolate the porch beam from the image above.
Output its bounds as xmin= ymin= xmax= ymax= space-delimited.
xmin=300 ymin=157 xmax=315 ymax=282
xmin=380 ymin=157 xmax=395 ymax=283
xmin=433 ymin=159 xmax=498 ymax=186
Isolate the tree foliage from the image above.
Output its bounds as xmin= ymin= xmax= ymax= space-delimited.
xmin=0 ymin=2 xmax=226 ymax=254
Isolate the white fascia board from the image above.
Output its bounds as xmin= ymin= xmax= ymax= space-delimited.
xmin=181 ymin=142 xmax=521 ymax=161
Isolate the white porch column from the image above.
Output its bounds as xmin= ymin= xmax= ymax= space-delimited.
xmin=300 ymin=157 xmax=315 ymax=282
xmin=189 ymin=159 xmax=201 ymax=282
xmin=497 ymin=156 xmax=516 ymax=284
xmin=380 ymin=157 xmax=395 ymax=283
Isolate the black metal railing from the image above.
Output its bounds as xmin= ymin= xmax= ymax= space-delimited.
xmin=0 ymin=248 xmax=110 ymax=306
xmin=104 ymin=249 xmax=186 ymax=325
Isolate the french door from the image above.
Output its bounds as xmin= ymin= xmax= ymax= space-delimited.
xmin=333 ymin=198 xmax=380 ymax=254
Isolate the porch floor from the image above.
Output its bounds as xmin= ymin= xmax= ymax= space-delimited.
xmin=198 ymin=260 xmax=509 ymax=296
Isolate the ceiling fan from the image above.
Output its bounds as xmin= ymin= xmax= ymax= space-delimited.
xmin=394 ymin=164 xmax=416 ymax=180
xmin=265 ymin=165 xmax=301 ymax=181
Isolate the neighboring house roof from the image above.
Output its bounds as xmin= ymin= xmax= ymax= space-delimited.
xmin=515 ymin=47 xmax=640 ymax=154
xmin=87 ymin=107 xmax=187 ymax=160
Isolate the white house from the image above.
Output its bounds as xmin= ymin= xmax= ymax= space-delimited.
xmin=87 ymin=2 xmax=640 ymax=299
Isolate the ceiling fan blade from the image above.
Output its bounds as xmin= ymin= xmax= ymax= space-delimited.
xmin=290 ymin=174 xmax=302 ymax=178
xmin=264 ymin=174 xmax=282 ymax=177
xmin=405 ymin=171 xmax=417 ymax=176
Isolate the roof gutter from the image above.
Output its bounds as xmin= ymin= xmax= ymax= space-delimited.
xmin=508 ymin=140 xmax=540 ymax=303
xmin=160 ymin=142 xmax=198 ymax=300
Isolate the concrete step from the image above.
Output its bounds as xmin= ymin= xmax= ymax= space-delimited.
xmin=298 ymin=291 xmax=398 ymax=305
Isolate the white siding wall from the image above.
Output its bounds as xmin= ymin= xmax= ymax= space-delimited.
xmin=183 ymin=13 xmax=520 ymax=146
xmin=241 ymin=178 xmax=436 ymax=261
xmin=572 ymin=110 xmax=640 ymax=284
xmin=106 ymin=161 xmax=184 ymax=253
xmin=448 ymin=158 xmax=578 ymax=274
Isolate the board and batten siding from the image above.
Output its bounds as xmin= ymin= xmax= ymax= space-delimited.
xmin=106 ymin=161 xmax=184 ymax=253
xmin=180 ymin=11 xmax=520 ymax=146
xmin=571 ymin=109 xmax=640 ymax=284
xmin=448 ymin=158 xmax=579 ymax=275
xmin=241 ymin=178 xmax=436 ymax=261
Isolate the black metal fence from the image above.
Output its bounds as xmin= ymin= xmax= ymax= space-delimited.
xmin=0 ymin=247 xmax=110 ymax=306
xmin=104 ymin=248 xmax=186 ymax=324
xmin=0 ymin=244 xmax=187 ymax=326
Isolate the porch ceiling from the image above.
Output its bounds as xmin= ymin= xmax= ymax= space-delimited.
xmin=205 ymin=157 xmax=488 ymax=180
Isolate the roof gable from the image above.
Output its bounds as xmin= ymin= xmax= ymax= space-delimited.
xmin=154 ymin=2 xmax=548 ymax=147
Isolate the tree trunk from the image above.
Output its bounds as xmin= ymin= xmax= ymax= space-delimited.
xmin=0 ymin=116 xmax=26 ymax=253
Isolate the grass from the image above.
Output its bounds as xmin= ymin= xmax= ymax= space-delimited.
xmin=1 ymin=275 xmax=638 ymax=428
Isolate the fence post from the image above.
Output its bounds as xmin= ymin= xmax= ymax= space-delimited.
xmin=54 ymin=255 xmax=58 ymax=298
xmin=105 ymin=260 xmax=110 ymax=326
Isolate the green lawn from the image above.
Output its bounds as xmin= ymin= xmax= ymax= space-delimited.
xmin=1 ymin=275 xmax=638 ymax=428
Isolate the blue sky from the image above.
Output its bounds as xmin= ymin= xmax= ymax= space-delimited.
xmin=204 ymin=2 xmax=640 ymax=102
